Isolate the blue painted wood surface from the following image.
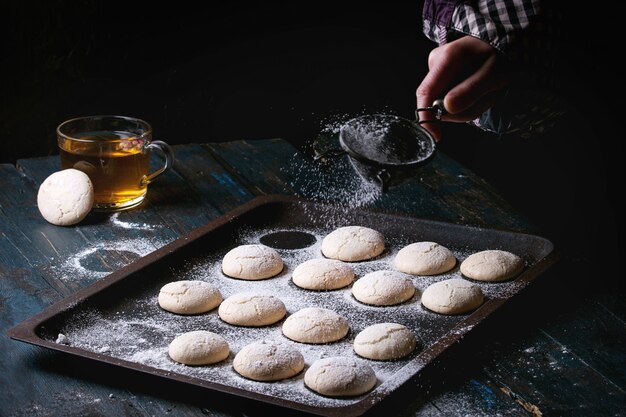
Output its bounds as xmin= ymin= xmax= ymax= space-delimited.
xmin=1 ymin=139 xmax=623 ymax=417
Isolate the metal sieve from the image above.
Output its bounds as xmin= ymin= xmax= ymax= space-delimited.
xmin=314 ymin=101 xmax=445 ymax=192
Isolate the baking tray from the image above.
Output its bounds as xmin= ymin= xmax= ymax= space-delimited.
xmin=8 ymin=195 xmax=557 ymax=416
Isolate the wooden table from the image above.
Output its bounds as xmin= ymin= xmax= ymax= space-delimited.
xmin=1 ymin=139 xmax=624 ymax=416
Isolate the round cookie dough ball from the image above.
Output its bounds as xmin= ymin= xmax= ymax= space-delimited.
xmin=304 ymin=356 xmax=377 ymax=397
xmin=218 ymin=293 xmax=286 ymax=327
xmin=37 ymin=169 xmax=94 ymax=226
xmin=421 ymin=278 xmax=483 ymax=315
xmin=394 ymin=242 xmax=456 ymax=275
xmin=321 ymin=226 xmax=385 ymax=262
xmin=460 ymin=249 xmax=524 ymax=282
xmin=282 ymin=307 xmax=349 ymax=344
xmin=158 ymin=280 xmax=222 ymax=315
xmin=168 ymin=330 xmax=229 ymax=365
xmin=353 ymin=323 xmax=417 ymax=360
xmin=222 ymin=244 xmax=283 ymax=280
xmin=233 ymin=340 xmax=304 ymax=381
xmin=352 ymin=270 xmax=415 ymax=306
xmin=292 ymin=258 xmax=355 ymax=290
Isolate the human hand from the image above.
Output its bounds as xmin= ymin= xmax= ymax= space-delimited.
xmin=416 ymin=35 xmax=511 ymax=141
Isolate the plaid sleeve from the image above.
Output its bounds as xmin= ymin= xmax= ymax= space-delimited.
xmin=421 ymin=0 xmax=566 ymax=137
xmin=450 ymin=0 xmax=540 ymax=53
xmin=422 ymin=0 xmax=459 ymax=45
xmin=423 ymin=0 xmax=540 ymax=54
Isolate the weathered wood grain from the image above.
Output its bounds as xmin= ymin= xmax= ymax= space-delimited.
xmin=480 ymin=311 xmax=626 ymax=417
xmin=370 ymin=367 xmax=528 ymax=417
xmin=539 ymin=297 xmax=626 ymax=389
xmin=204 ymin=140 xmax=298 ymax=195
xmin=171 ymin=144 xmax=255 ymax=212
xmin=1 ymin=140 xmax=624 ymax=417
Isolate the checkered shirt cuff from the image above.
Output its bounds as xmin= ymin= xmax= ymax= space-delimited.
xmin=450 ymin=0 xmax=540 ymax=53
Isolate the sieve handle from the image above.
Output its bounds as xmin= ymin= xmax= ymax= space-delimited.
xmin=415 ymin=99 xmax=447 ymax=125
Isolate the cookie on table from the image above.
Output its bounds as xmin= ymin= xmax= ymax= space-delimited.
xmin=292 ymin=258 xmax=355 ymax=290
xmin=168 ymin=331 xmax=229 ymax=365
xmin=222 ymin=244 xmax=283 ymax=280
xmin=304 ymin=356 xmax=377 ymax=397
xmin=158 ymin=280 xmax=222 ymax=315
xmin=394 ymin=241 xmax=456 ymax=275
xmin=282 ymin=307 xmax=349 ymax=344
xmin=218 ymin=293 xmax=286 ymax=326
xmin=353 ymin=323 xmax=417 ymax=360
xmin=321 ymin=226 xmax=385 ymax=261
xmin=352 ymin=270 xmax=415 ymax=306
xmin=233 ymin=340 xmax=304 ymax=381
xmin=421 ymin=278 xmax=483 ymax=315
xmin=37 ymin=169 xmax=94 ymax=226
xmin=460 ymin=249 xmax=524 ymax=282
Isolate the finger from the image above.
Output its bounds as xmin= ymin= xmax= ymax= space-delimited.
xmin=416 ymin=69 xmax=443 ymax=141
xmin=416 ymin=47 xmax=464 ymax=142
xmin=443 ymin=54 xmax=510 ymax=115
xmin=417 ymin=48 xmax=462 ymax=112
xmin=441 ymin=91 xmax=499 ymax=122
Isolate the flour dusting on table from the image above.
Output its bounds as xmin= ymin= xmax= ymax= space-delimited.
xmin=50 ymin=237 xmax=170 ymax=281
xmin=110 ymin=212 xmax=155 ymax=230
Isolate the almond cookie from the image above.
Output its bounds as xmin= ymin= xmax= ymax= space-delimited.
xmin=351 ymin=270 xmax=415 ymax=306
xmin=282 ymin=307 xmax=349 ymax=344
xmin=421 ymin=278 xmax=483 ymax=315
xmin=222 ymin=244 xmax=283 ymax=280
xmin=168 ymin=331 xmax=229 ymax=365
xmin=394 ymin=242 xmax=456 ymax=275
xmin=37 ymin=169 xmax=94 ymax=226
xmin=321 ymin=226 xmax=385 ymax=261
xmin=158 ymin=280 xmax=222 ymax=315
xmin=460 ymin=249 xmax=524 ymax=282
xmin=353 ymin=323 xmax=416 ymax=360
xmin=233 ymin=340 xmax=304 ymax=381
xmin=292 ymin=258 xmax=355 ymax=290
xmin=304 ymin=356 xmax=377 ymax=397
xmin=218 ymin=293 xmax=286 ymax=326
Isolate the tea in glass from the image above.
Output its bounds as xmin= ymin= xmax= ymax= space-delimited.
xmin=57 ymin=116 xmax=172 ymax=211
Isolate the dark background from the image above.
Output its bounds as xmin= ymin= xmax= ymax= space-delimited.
xmin=1 ymin=1 xmax=428 ymax=160
xmin=1 ymin=1 xmax=623 ymax=286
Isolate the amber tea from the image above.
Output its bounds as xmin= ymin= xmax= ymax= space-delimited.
xmin=60 ymin=130 xmax=150 ymax=208
xmin=57 ymin=116 xmax=172 ymax=211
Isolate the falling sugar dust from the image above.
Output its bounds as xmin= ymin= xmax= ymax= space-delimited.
xmin=285 ymin=113 xmax=385 ymax=212
xmin=285 ymin=110 xmax=435 ymax=209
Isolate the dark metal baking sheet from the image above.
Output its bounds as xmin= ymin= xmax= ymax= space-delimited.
xmin=8 ymin=195 xmax=557 ymax=416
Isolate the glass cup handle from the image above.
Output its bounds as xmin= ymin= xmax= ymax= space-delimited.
xmin=141 ymin=140 xmax=173 ymax=186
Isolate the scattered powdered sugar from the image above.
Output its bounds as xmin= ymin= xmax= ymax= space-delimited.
xmin=53 ymin=224 xmax=533 ymax=412
xmin=110 ymin=212 xmax=155 ymax=230
xmin=50 ymin=237 xmax=170 ymax=281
